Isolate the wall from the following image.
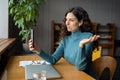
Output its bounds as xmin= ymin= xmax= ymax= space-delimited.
xmin=0 ymin=0 xmax=22 ymax=54
xmin=35 ymin=0 xmax=120 ymax=53
xmin=0 ymin=0 xmax=8 ymax=38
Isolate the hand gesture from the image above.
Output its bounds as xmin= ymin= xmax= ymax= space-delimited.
xmin=79 ymin=35 xmax=100 ymax=47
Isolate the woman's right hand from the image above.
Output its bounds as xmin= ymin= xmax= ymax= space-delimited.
xmin=79 ymin=35 xmax=100 ymax=47
xmin=29 ymin=39 xmax=40 ymax=54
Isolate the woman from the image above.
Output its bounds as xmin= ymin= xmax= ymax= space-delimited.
xmin=29 ymin=6 xmax=100 ymax=79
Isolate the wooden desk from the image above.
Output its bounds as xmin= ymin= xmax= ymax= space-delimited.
xmin=0 ymin=38 xmax=16 ymax=78
xmin=6 ymin=56 xmax=95 ymax=80
xmin=0 ymin=38 xmax=16 ymax=55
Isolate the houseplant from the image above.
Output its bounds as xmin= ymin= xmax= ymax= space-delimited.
xmin=9 ymin=0 xmax=46 ymax=43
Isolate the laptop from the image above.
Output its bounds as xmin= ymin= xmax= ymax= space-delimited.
xmin=25 ymin=64 xmax=62 ymax=80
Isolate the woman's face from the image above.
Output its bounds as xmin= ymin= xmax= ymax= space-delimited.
xmin=65 ymin=12 xmax=81 ymax=32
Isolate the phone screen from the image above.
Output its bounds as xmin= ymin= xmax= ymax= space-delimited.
xmin=31 ymin=29 xmax=34 ymax=47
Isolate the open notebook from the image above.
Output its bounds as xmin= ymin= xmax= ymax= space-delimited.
xmin=25 ymin=64 xmax=62 ymax=80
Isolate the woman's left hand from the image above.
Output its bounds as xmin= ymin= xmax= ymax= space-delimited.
xmin=79 ymin=35 xmax=100 ymax=47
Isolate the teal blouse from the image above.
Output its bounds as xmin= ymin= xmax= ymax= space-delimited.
xmin=37 ymin=30 xmax=97 ymax=79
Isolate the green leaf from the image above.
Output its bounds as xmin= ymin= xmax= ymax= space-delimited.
xmin=9 ymin=0 xmax=46 ymax=42
xmin=9 ymin=0 xmax=14 ymax=8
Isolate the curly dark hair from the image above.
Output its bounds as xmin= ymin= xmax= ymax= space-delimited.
xmin=59 ymin=6 xmax=98 ymax=50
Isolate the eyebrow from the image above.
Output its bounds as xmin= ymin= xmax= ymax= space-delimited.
xmin=66 ymin=17 xmax=77 ymax=20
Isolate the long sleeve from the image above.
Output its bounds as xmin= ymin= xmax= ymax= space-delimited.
xmin=37 ymin=40 xmax=64 ymax=64
xmin=75 ymin=42 xmax=93 ymax=70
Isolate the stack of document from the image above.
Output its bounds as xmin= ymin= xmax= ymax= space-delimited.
xmin=19 ymin=60 xmax=50 ymax=67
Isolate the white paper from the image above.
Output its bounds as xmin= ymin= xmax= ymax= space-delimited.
xmin=19 ymin=61 xmax=33 ymax=67
xmin=19 ymin=60 xmax=50 ymax=67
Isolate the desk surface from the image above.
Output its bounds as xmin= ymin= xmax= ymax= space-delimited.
xmin=6 ymin=56 xmax=95 ymax=80
xmin=0 ymin=38 xmax=16 ymax=54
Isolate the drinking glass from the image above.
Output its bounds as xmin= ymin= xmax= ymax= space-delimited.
xmin=32 ymin=71 xmax=46 ymax=80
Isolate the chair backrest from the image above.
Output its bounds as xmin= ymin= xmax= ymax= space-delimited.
xmin=99 ymin=67 xmax=110 ymax=80
xmin=93 ymin=56 xmax=117 ymax=80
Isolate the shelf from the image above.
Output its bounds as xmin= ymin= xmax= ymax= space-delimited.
xmin=51 ymin=20 xmax=62 ymax=53
xmin=96 ymin=23 xmax=115 ymax=56
xmin=98 ymin=30 xmax=113 ymax=33
xmin=99 ymin=44 xmax=114 ymax=48
xmin=100 ymin=36 xmax=112 ymax=39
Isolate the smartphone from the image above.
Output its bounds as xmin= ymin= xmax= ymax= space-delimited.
xmin=31 ymin=29 xmax=34 ymax=47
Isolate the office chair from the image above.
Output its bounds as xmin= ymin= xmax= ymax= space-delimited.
xmin=93 ymin=56 xmax=117 ymax=80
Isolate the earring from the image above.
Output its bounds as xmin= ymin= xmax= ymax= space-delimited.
xmin=79 ymin=23 xmax=81 ymax=26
